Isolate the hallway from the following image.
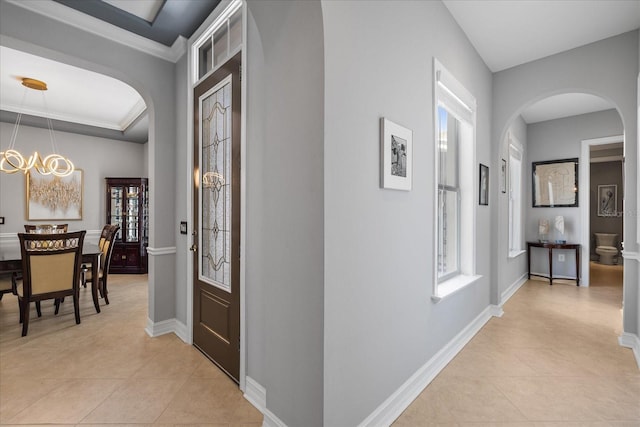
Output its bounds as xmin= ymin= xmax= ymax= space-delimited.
xmin=394 ymin=266 xmax=639 ymax=426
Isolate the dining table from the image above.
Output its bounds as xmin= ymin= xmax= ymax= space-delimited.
xmin=0 ymin=241 xmax=104 ymax=313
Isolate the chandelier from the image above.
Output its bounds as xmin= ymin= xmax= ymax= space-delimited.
xmin=0 ymin=78 xmax=75 ymax=177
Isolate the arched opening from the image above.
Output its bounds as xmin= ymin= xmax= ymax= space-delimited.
xmin=498 ymin=89 xmax=626 ymax=331
xmin=0 ymin=41 xmax=154 ymax=326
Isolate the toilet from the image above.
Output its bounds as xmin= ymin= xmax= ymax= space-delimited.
xmin=594 ymin=233 xmax=619 ymax=265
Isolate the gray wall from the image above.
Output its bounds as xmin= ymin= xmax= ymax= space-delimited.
xmin=0 ymin=0 xmax=178 ymax=324
xmin=246 ymin=1 xmax=325 ymax=426
xmin=322 ymin=1 xmax=493 ymax=425
xmin=174 ymin=53 xmax=189 ymax=326
xmin=493 ymin=30 xmax=638 ymax=335
xmin=525 ymin=109 xmax=623 ymax=277
xmin=590 ymin=160 xmax=623 ymax=258
xmin=0 ymin=122 xmax=146 ymax=235
xmin=498 ymin=116 xmax=528 ymax=298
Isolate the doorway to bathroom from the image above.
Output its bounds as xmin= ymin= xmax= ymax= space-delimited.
xmin=587 ymin=137 xmax=624 ymax=288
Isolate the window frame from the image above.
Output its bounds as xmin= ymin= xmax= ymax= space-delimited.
xmin=508 ymin=135 xmax=525 ymax=258
xmin=432 ymin=59 xmax=480 ymax=301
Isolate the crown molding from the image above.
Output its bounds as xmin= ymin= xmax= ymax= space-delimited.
xmin=5 ymin=0 xmax=186 ymax=63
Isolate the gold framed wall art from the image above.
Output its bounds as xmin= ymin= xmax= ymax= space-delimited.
xmin=26 ymin=169 xmax=83 ymax=220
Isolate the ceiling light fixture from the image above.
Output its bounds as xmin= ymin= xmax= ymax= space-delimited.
xmin=0 ymin=78 xmax=75 ymax=177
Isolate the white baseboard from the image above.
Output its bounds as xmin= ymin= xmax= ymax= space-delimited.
xmin=244 ymin=376 xmax=288 ymax=427
xmin=145 ymin=317 xmax=189 ymax=343
xmin=619 ymin=332 xmax=640 ymax=369
xmin=358 ymin=305 xmax=495 ymax=427
xmin=501 ymin=273 xmax=527 ymax=305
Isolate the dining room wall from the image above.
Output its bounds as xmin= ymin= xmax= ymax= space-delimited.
xmin=0 ymin=121 xmax=147 ymax=239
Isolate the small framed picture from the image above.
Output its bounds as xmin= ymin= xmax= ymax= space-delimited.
xmin=501 ymin=158 xmax=507 ymax=193
xmin=597 ymin=184 xmax=617 ymax=217
xmin=380 ymin=118 xmax=412 ymax=191
xmin=479 ymin=163 xmax=489 ymax=205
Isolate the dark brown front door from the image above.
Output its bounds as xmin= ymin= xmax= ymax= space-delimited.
xmin=193 ymin=53 xmax=241 ymax=382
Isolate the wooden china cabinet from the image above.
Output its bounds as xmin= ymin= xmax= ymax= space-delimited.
xmin=105 ymin=178 xmax=148 ymax=274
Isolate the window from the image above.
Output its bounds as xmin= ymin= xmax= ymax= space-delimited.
xmin=508 ymin=136 xmax=524 ymax=256
xmin=433 ymin=59 xmax=479 ymax=300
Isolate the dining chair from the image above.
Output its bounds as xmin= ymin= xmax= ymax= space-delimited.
xmin=83 ymin=224 xmax=119 ymax=306
xmin=0 ymin=272 xmax=16 ymax=300
xmin=80 ymin=224 xmax=112 ymax=288
xmin=24 ymin=224 xmax=69 ymax=233
xmin=16 ymin=230 xmax=86 ymax=336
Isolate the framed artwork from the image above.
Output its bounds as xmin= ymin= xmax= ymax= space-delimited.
xmin=597 ymin=184 xmax=617 ymax=217
xmin=501 ymin=158 xmax=507 ymax=193
xmin=479 ymin=163 xmax=489 ymax=205
xmin=532 ymin=158 xmax=578 ymax=207
xmin=380 ymin=117 xmax=412 ymax=191
xmin=26 ymin=169 xmax=83 ymax=220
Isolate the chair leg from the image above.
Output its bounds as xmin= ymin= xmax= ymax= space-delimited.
xmin=91 ymin=278 xmax=101 ymax=314
xmin=35 ymin=301 xmax=42 ymax=317
xmin=21 ymin=299 xmax=30 ymax=336
xmin=54 ymin=298 xmax=61 ymax=315
xmin=103 ymin=279 xmax=109 ymax=305
xmin=73 ymin=292 xmax=81 ymax=325
xmin=18 ymin=297 xmax=24 ymax=324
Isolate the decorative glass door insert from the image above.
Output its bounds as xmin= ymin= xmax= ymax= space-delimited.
xmin=199 ymin=75 xmax=232 ymax=293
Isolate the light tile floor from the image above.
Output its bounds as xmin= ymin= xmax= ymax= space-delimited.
xmin=0 ymin=274 xmax=263 ymax=426
xmin=2 ymin=265 xmax=637 ymax=426
xmin=393 ymin=262 xmax=639 ymax=426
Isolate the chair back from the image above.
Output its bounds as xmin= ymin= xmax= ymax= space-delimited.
xmin=18 ymin=231 xmax=85 ymax=298
xmin=98 ymin=224 xmax=112 ymax=250
xmin=24 ymin=224 xmax=68 ymax=234
xmin=101 ymin=225 xmax=119 ymax=274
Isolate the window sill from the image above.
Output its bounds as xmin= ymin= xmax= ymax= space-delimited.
xmin=508 ymin=249 xmax=526 ymax=259
xmin=432 ymin=274 xmax=482 ymax=303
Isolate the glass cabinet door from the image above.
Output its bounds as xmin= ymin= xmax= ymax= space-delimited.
xmin=125 ymin=186 xmax=139 ymax=242
xmin=110 ymin=187 xmax=124 ymax=241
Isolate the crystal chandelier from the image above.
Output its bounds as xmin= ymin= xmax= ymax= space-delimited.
xmin=0 ymin=78 xmax=75 ymax=177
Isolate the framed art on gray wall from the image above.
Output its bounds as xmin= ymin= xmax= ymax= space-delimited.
xmin=380 ymin=118 xmax=413 ymax=191
xmin=479 ymin=163 xmax=489 ymax=205
xmin=532 ymin=158 xmax=578 ymax=207
xmin=26 ymin=169 xmax=83 ymax=220
xmin=380 ymin=117 xmax=413 ymax=191
xmin=597 ymin=184 xmax=617 ymax=217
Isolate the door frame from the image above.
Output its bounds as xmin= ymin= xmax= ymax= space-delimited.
xmin=185 ymin=0 xmax=248 ymax=392
xmin=579 ymin=134 xmax=624 ymax=287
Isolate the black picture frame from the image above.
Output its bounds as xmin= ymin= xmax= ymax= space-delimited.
xmin=532 ymin=158 xmax=578 ymax=208
xmin=479 ymin=163 xmax=489 ymax=206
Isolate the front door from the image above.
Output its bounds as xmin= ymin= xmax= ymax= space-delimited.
xmin=193 ymin=53 xmax=241 ymax=382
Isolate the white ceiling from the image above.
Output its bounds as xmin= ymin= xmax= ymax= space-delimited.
xmin=520 ymin=93 xmax=616 ymax=124
xmin=443 ymin=1 xmax=640 ymax=124
xmin=0 ymin=45 xmax=145 ymax=132
xmin=443 ymin=0 xmax=640 ymax=73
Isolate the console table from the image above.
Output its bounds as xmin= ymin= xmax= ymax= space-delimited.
xmin=527 ymin=241 xmax=580 ymax=286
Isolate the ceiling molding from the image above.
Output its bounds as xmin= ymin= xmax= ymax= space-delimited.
xmin=0 ymin=110 xmax=148 ymax=144
xmin=2 ymin=101 xmax=122 ymax=130
xmin=5 ymin=0 xmax=186 ymax=63
xmin=119 ymin=98 xmax=147 ymax=130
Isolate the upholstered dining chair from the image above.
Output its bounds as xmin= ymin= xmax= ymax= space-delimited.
xmin=24 ymin=224 xmax=68 ymax=233
xmin=81 ymin=224 xmax=113 ymax=288
xmin=16 ymin=230 xmax=86 ymax=336
xmin=83 ymin=224 xmax=119 ymax=307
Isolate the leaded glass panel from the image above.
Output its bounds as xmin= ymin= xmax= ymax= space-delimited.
xmin=200 ymin=77 xmax=232 ymax=291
